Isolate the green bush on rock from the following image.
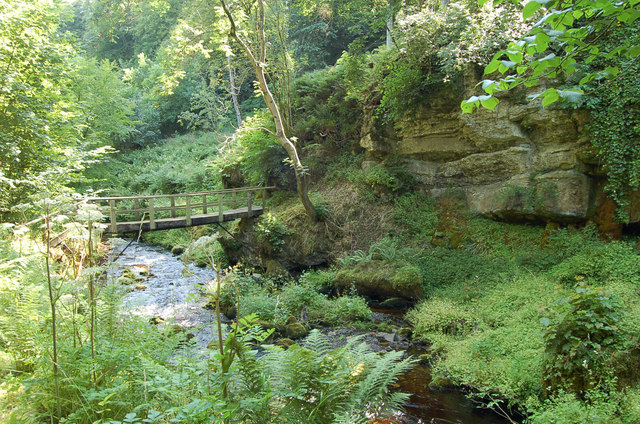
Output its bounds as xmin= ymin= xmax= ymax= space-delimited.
xmin=335 ymin=260 xmax=423 ymax=301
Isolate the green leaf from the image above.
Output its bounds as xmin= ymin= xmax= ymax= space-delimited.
xmin=541 ymin=89 xmax=559 ymax=107
xmin=507 ymin=50 xmax=524 ymax=63
xmin=540 ymin=317 xmax=552 ymax=327
xmin=536 ymin=32 xmax=550 ymax=52
xmin=481 ymin=79 xmax=500 ymax=94
xmin=579 ymin=73 xmax=596 ymax=85
xmin=523 ymin=0 xmax=542 ymax=19
xmin=480 ymin=96 xmax=500 ymax=110
xmin=484 ymin=59 xmax=500 ymax=75
xmin=461 ymin=99 xmax=477 ymax=114
xmin=603 ymin=66 xmax=620 ymax=77
xmin=562 ymin=12 xmax=574 ymax=26
xmin=558 ymin=89 xmax=584 ymax=103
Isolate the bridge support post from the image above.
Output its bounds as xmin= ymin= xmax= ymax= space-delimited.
xmin=186 ymin=196 xmax=192 ymax=226
xmin=109 ymin=200 xmax=117 ymax=233
xmin=247 ymin=191 xmax=253 ymax=218
xmin=134 ymin=198 xmax=141 ymax=221
xmin=219 ymin=194 xmax=224 ymax=222
xmin=149 ymin=198 xmax=156 ymax=230
xmin=203 ymin=194 xmax=207 ymax=214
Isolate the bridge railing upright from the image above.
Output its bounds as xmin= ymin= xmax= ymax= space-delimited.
xmin=87 ymin=186 xmax=274 ymax=233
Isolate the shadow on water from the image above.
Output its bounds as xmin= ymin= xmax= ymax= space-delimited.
xmin=397 ymin=364 xmax=512 ymax=424
xmin=370 ymin=308 xmax=513 ymax=424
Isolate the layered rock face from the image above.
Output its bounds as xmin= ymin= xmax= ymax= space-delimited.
xmin=360 ymin=94 xmax=605 ymax=222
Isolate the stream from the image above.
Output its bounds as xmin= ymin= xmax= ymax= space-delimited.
xmin=110 ymin=240 xmax=510 ymax=424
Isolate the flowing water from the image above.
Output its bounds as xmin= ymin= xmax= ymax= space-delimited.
xmin=109 ymin=239 xmax=217 ymax=351
xmin=110 ymin=240 xmax=511 ymax=424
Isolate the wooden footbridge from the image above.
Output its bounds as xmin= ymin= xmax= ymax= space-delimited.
xmin=87 ymin=186 xmax=273 ymax=234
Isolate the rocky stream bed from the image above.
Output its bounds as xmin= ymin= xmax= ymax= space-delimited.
xmin=110 ymin=239 xmax=509 ymax=424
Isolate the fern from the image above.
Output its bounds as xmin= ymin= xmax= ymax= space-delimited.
xmin=228 ymin=329 xmax=416 ymax=424
xmin=335 ymin=349 xmax=415 ymax=422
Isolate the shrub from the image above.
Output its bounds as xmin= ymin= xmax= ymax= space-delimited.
xmin=550 ymin=241 xmax=640 ymax=286
xmin=324 ymin=295 xmax=371 ymax=324
xmin=242 ymin=292 xmax=279 ymax=323
xmin=541 ymin=284 xmax=625 ymax=393
xmin=407 ymin=299 xmax=479 ymax=339
xmin=363 ymin=165 xmax=402 ymax=192
xmin=415 ymin=247 xmax=513 ymax=296
xmin=181 ymin=234 xmax=228 ymax=268
xmin=278 ymin=282 xmax=326 ymax=319
xmin=213 ymin=110 xmax=291 ymax=188
xmin=255 ymin=213 xmax=290 ymax=254
xmin=335 ymin=260 xmax=424 ymax=300
xmin=298 ymin=269 xmax=336 ymax=294
xmin=526 ymin=389 xmax=621 ymax=424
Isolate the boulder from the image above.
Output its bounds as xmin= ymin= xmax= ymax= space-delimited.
xmin=334 ymin=260 xmax=423 ymax=301
xmin=284 ymin=322 xmax=307 ymax=339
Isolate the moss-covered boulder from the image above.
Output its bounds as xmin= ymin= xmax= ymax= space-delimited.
xmin=117 ymin=267 xmax=147 ymax=285
xmin=335 ymin=260 xmax=423 ymax=301
xmin=274 ymin=338 xmax=295 ymax=349
xmin=171 ymin=245 xmax=185 ymax=255
xmin=284 ymin=322 xmax=308 ymax=339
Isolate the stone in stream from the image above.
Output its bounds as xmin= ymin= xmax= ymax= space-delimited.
xmin=171 ymin=245 xmax=185 ymax=255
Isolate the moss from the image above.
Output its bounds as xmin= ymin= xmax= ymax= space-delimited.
xmin=274 ymin=338 xmax=295 ymax=349
xmin=118 ymin=267 xmax=146 ymax=285
xmin=284 ymin=322 xmax=307 ymax=339
xmin=171 ymin=245 xmax=185 ymax=255
xmin=335 ymin=260 xmax=423 ymax=300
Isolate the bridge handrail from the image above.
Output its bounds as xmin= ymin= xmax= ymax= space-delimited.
xmin=86 ymin=186 xmax=275 ymax=202
xmin=88 ymin=186 xmax=275 ymax=232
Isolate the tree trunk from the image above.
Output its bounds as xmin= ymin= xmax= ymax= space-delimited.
xmin=227 ymin=56 xmax=242 ymax=127
xmin=220 ymin=0 xmax=317 ymax=222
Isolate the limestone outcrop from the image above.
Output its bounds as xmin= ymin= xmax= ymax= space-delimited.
xmin=359 ymin=91 xmax=609 ymax=222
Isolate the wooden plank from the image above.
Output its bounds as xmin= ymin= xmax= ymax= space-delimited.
xmin=186 ymin=196 xmax=192 ymax=226
xmin=149 ymin=198 xmax=156 ymax=230
xmin=109 ymin=200 xmax=117 ymax=233
xmin=170 ymin=197 xmax=176 ymax=218
xmin=50 ymin=226 xmax=73 ymax=248
xmin=202 ymin=194 xmax=207 ymax=214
